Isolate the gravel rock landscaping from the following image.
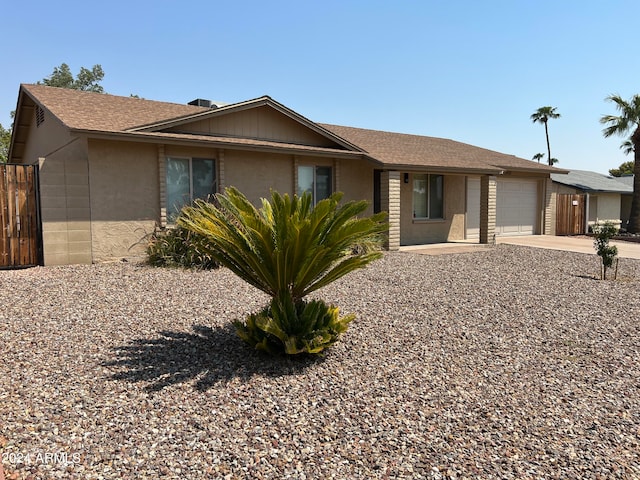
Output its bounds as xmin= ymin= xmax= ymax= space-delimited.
xmin=1 ymin=244 xmax=639 ymax=479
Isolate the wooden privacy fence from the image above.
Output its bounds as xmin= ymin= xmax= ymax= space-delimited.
xmin=0 ymin=164 xmax=41 ymax=268
xmin=556 ymin=193 xmax=586 ymax=236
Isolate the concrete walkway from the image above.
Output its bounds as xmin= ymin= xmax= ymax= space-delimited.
xmin=400 ymin=235 xmax=640 ymax=259
xmin=399 ymin=243 xmax=492 ymax=255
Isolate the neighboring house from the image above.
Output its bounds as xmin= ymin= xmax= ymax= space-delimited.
xmin=551 ymin=169 xmax=633 ymax=230
xmin=9 ymin=84 xmax=563 ymax=265
xmin=614 ymin=175 xmax=634 ymax=225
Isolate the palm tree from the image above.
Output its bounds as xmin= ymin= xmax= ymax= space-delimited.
xmin=532 ymin=153 xmax=545 ymax=163
xmin=601 ymin=94 xmax=640 ymax=233
xmin=179 ymin=187 xmax=388 ymax=355
xmin=531 ymin=106 xmax=561 ymax=166
xmin=620 ymin=139 xmax=635 ymax=156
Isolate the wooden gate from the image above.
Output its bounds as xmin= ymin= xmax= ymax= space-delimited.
xmin=0 ymin=164 xmax=42 ymax=268
xmin=556 ymin=193 xmax=586 ymax=236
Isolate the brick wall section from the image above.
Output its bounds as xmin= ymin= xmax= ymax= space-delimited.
xmin=544 ymin=177 xmax=556 ymax=235
xmin=39 ymin=155 xmax=92 ymax=265
xmin=381 ymin=170 xmax=400 ymax=250
xmin=480 ymin=175 xmax=497 ymax=244
xmin=158 ymin=145 xmax=167 ymax=226
xmin=217 ymin=149 xmax=226 ymax=192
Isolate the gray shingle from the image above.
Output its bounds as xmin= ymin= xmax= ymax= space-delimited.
xmin=551 ymin=170 xmax=633 ymax=193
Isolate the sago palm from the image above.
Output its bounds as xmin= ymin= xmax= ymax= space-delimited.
xmin=179 ymin=187 xmax=387 ymax=355
xmin=600 ymin=94 xmax=640 ymax=233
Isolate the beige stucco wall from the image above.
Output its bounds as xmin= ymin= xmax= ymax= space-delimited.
xmin=89 ymin=140 xmax=160 ymax=262
xmin=554 ymin=184 xmax=579 ymax=195
xmin=88 ymin=143 xmax=375 ymax=264
xmin=339 ymin=160 xmax=375 ymax=216
xmin=21 ymin=108 xmax=73 ymax=165
xmin=399 ymin=173 xmax=465 ymax=245
xmin=221 ymin=152 xmax=375 ymax=209
xmin=19 ymin=108 xmax=93 ymax=265
xmin=589 ymin=193 xmax=622 ymax=225
xmin=224 ymin=150 xmax=295 ymax=204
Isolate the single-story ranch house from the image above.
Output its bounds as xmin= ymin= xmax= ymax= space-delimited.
xmin=8 ymin=84 xmax=565 ymax=265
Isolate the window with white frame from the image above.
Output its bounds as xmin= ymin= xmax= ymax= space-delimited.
xmin=166 ymin=157 xmax=216 ymax=222
xmin=297 ymin=165 xmax=332 ymax=204
xmin=413 ymin=174 xmax=444 ymax=219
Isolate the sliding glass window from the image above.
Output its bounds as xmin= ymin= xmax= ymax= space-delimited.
xmin=297 ymin=165 xmax=332 ymax=204
xmin=413 ymin=173 xmax=444 ymax=219
xmin=166 ymin=157 xmax=216 ymax=222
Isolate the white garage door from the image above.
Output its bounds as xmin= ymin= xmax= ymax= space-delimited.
xmin=466 ymin=177 xmax=538 ymax=239
xmin=496 ymin=178 xmax=538 ymax=235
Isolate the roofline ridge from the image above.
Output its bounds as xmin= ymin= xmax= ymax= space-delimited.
xmin=22 ymin=82 xmax=221 ymax=111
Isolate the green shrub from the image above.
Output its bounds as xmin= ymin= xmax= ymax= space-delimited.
xmin=592 ymin=221 xmax=619 ymax=280
xmin=146 ymin=225 xmax=219 ymax=270
xmin=179 ymin=187 xmax=387 ymax=355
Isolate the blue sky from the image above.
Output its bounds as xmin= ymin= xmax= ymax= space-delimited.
xmin=2 ymin=0 xmax=639 ymax=174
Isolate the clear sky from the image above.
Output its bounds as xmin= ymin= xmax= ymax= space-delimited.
xmin=2 ymin=0 xmax=639 ymax=174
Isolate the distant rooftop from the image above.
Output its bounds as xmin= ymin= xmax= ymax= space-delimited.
xmin=615 ymin=175 xmax=634 ymax=188
xmin=551 ymin=169 xmax=633 ymax=193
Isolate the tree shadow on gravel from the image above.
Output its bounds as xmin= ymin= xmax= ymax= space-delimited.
xmin=103 ymin=324 xmax=324 ymax=392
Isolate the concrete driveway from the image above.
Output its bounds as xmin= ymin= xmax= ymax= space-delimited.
xmin=497 ymin=235 xmax=640 ymax=259
xmin=400 ymin=235 xmax=640 ymax=259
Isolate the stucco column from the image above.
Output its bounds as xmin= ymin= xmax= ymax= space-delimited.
xmin=543 ymin=177 xmax=555 ymax=235
xmin=480 ymin=175 xmax=497 ymax=244
xmin=381 ymin=170 xmax=401 ymax=250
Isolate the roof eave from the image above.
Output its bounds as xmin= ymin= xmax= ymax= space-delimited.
xmin=551 ymin=181 xmax=632 ymax=194
xmin=69 ymin=128 xmax=367 ymax=159
xmin=7 ymin=86 xmax=30 ymax=162
xmin=373 ymin=162 xmax=503 ymax=175
xmin=497 ymin=165 xmax=569 ymax=174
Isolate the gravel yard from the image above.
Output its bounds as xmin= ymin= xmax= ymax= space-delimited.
xmin=1 ymin=245 xmax=639 ymax=479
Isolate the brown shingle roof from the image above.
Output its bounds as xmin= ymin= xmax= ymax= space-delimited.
xmin=19 ymin=84 xmax=563 ymax=174
xmin=321 ymin=124 xmax=562 ymax=174
xmin=22 ymin=84 xmax=207 ymax=131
